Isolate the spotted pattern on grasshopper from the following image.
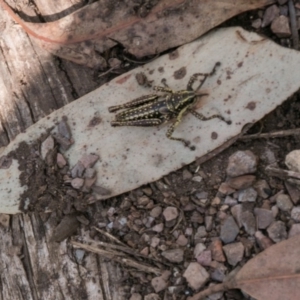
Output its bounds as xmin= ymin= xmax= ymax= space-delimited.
xmin=108 ymin=62 xmax=231 ymax=150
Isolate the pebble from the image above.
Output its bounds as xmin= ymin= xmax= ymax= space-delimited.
xmin=220 ymin=216 xmax=239 ymax=243
xmin=41 ymin=135 xmax=54 ymax=160
xmin=176 ymin=234 xmax=188 ymax=246
xmin=253 ymin=179 xmax=272 ymax=199
xmin=240 ymin=210 xmax=256 ymax=235
xmin=183 ymin=262 xmax=209 ymax=290
xmin=56 ymin=153 xmax=67 ymax=168
xmin=191 ymin=211 xmax=204 ymax=224
xmin=130 ymin=293 xmax=142 ymax=300
xmin=288 ymin=223 xmax=300 ymax=238
xmin=151 ymin=275 xmax=168 ymax=293
xmin=261 ymin=4 xmax=279 ymax=27
xmin=267 ymin=221 xmax=287 ymax=243
xmin=285 ymin=150 xmax=300 ymax=172
xmin=271 ymin=15 xmax=291 ymax=37
xmin=150 ymin=206 xmax=162 ymax=218
xmin=194 ymin=226 xmax=207 ymax=242
xmin=161 ymin=249 xmax=184 ymax=263
xmin=0 ymin=214 xmax=10 ymax=228
xmin=226 ymin=150 xmax=258 ymax=177
xmin=254 ymin=208 xmax=274 ymax=229
xmin=182 ymin=169 xmax=193 ymax=180
xmin=209 ymin=239 xmax=226 ymax=262
xmin=226 ymin=175 xmax=256 ymax=190
xmin=163 ymin=207 xmax=178 ymax=222
xmin=144 ymin=294 xmax=160 ymax=300
xmin=150 ymin=236 xmax=160 ymax=248
xmin=210 ymin=262 xmax=227 ymax=282
xmin=137 ymin=196 xmax=150 ymax=206
xmin=79 ymin=154 xmax=99 ymax=168
xmin=196 ymin=250 xmax=212 ymax=267
xmin=276 ymin=194 xmax=293 ymax=212
xmin=285 ymin=182 xmax=300 ymax=205
xmin=152 ymin=223 xmax=164 ymax=233
xmin=218 ymin=183 xmax=235 ymax=195
xmin=71 ymin=161 xmax=85 ymax=178
xmin=291 ymin=206 xmax=300 ymax=222
xmin=205 ymin=216 xmax=213 ymax=231
xmin=224 ymin=196 xmax=237 ymax=206
xmin=251 ymin=18 xmax=262 ymax=29
xmin=84 ymin=168 xmax=96 ymax=178
xmin=194 ymin=243 xmax=206 ymax=257
xmin=231 ymin=204 xmax=243 ymax=228
xmin=238 ymin=187 xmax=257 ymax=203
xmin=71 ymin=178 xmax=84 ymax=189
xmin=255 ymin=231 xmax=274 ymax=250
xmin=222 ymin=242 xmax=244 ymax=266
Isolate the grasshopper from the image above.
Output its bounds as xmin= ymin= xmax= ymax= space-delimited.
xmin=108 ymin=62 xmax=230 ymax=150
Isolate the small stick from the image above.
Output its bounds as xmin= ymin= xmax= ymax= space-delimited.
xmin=239 ymin=128 xmax=300 ymax=140
xmin=93 ymin=226 xmax=127 ymax=247
xmin=71 ymin=240 xmax=162 ymax=275
xmin=288 ymin=0 xmax=299 ymax=50
xmin=266 ymin=166 xmax=300 ymax=181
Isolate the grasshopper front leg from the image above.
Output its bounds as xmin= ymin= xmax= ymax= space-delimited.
xmin=188 ymin=108 xmax=231 ymax=124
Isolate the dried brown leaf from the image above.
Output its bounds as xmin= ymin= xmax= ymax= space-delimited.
xmin=1 ymin=0 xmax=275 ymax=68
xmin=191 ymin=235 xmax=300 ymax=300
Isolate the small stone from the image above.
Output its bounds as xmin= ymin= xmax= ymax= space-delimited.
xmin=285 ymin=182 xmax=300 ymax=205
xmin=209 ymin=239 xmax=226 ymax=262
xmin=286 ymin=150 xmax=300 ymax=172
xmin=82 ymin=177 xmax=97 ymax=192
xmin=150 ymin=237 xmax=160 ymax=248
xmin=226 ymin=175 xmax=256 ymax=190
xmin=271 ymin=15 xmax=291 ymax=37
xmin=251 ymin=18 xmax=262 ymax=29
xmin=238 ymin=187 xmax=257 ymax=203
xmin=241 ymin=211 xmax=256 ymax=235
xmin=191 ymin=211 xmax=204 ymax=224
xmin=71 ymin=161 xmax=85 ymax=178
xmin=140 ymin=247 xmax=149 ymax=256
xmin=58 ymin=119 xmax=72 ymax=139
xmin=161 ymin=249 xmax=184 ymax=263
xmin=176 ymin=234 xmax=188 ymax=246
xmin=144 ymin=294 xmax=160 ymax=300
xmin=254 ymin=208 xmax=274 ymax=229
xmin=267 ymin=221 xmax=287 ymax=243
xmin=183 ymin=262 xmax=209 ymax=290
xmin=261 ymin=4 xmax=280 ymax=27
xmin=92 ymin=185 xmax=111 ymax=196
xmin=254 ymin=179 xmax=272 ymax=199
xmin=130 ymin=293 xmax=142 ymax=300
xmin=291 ymin=206 xmax=300 ymax=222
xmin=163 ymin=207 xmax=178 ymax=222
xmin=79 ymin=154 xmax=99 ymax=168
xmin=182 ymin=169 xmax=193 ymax=180
xmin=276 ymin=194 xmax=293 ymax=212
xmin=137 ymin=196 xmax=150 ymax=206
xmin=224 ymin=196 xmax=237 ymax=206
xmin=194 ymin=226 xmax=207 ymax=242
xmin=151 ymin=275 xmax=168 ymax=293
xmin=231 ymin=204 xmax=243 ymax=228
xmin=71 ymin=178 xmax=84 ymax=189
xmin=56 ymin=153 xmax=67 ymax=168
xmin=196 ymin=250 xmax=212 ymax=267
xmin=194 ymin=243 xmax=206 ymax=257
xmin=222 ymin=242 xmax=244 ymax=266
xmin=142 ymin=187 xmax=153 ymax=196
xmin=0 ymin=214 xmax=10 ymax=228
xmin=278 ymin=0 xmax=288 ymax=5
xmin=289 ymin=223 xmax=300 ymax=238
xmin=180 ymin=196 xmax=190 ymax=206
xmin=226 ymin=150 xmax=258 ymax=177
xmin=218 ymin=183 xmax=235 ymax=195
xmin=210 ymin=262 xmax=227 ymax=282
xmin=255 ymin=231 xmax=274 ymax=250
xmin=185 ymin=227 xmax=193 ymax=236
xmin=76 ymin=215 xmax=89 ymax=226
xmin=220 ymin=216 xmax=239 ymax=244
xmin=211 ymin=197 xmax=221 ymax=206
xmin=205 ymin=216 xmax=213 ymax=231
xmin=152 ymin=223 xmax=164 ymax=233
xmin=192 ymin=176 xmax=203 ymax=182
xmin=84 ymin=168 xmax=96 ymax=178
xmin=41 ymin=135 xmax=54 ymax=160
xmin=150 ymin=206 xmax=162 ymax=218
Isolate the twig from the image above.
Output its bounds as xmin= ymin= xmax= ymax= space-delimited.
xmin=239 ymin=128 xmax=300 ymax=140
xmin=288 ymin=0 xmax=299 ymax=50
xmin=93 ymin=226 xmax=127 ymax=247
xmin=71 ymin=240 xmax=162 ymax=275
xmin=266 ymin=166 xmax=300 ymax=181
